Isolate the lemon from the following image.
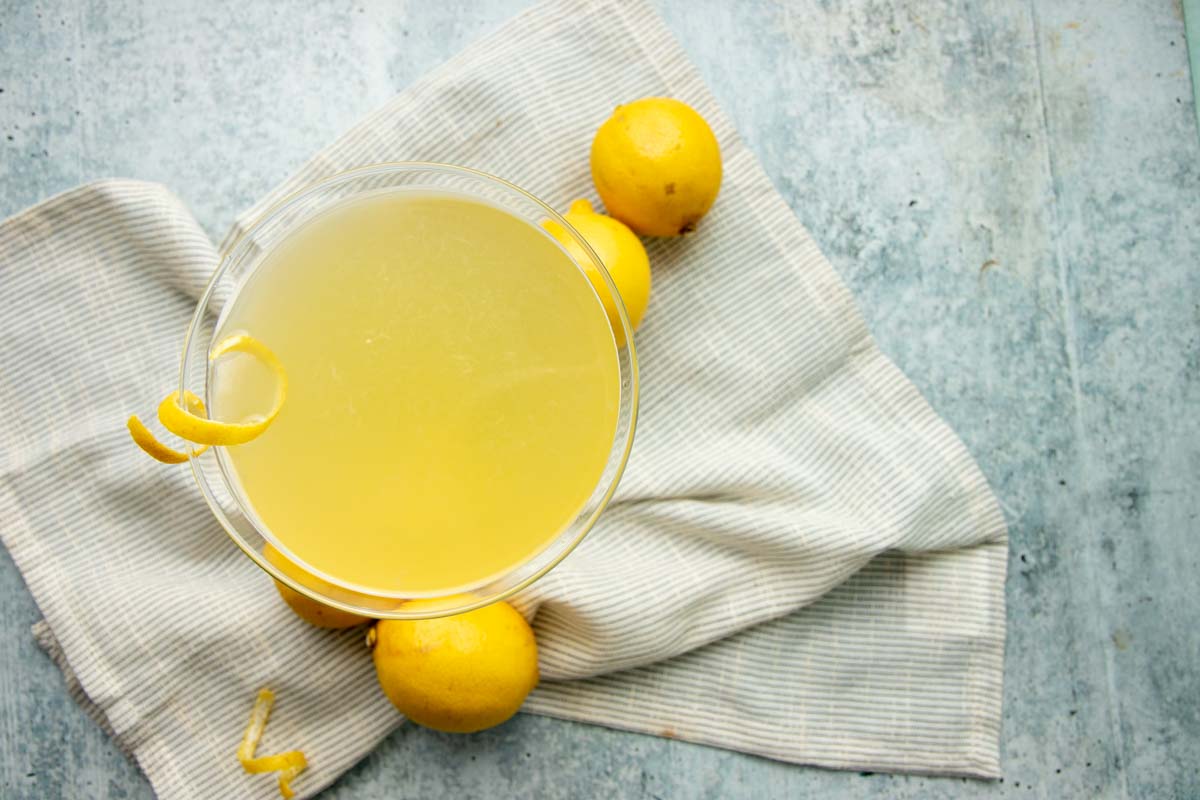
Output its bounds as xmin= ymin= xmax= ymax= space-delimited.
xmin=370 ymin=597 xmax=539 ymax=733
xmin=545 ymin=199 xmax=650 ymax=346
xmin=591 ymin=97 xmax=722 ymax=236
xmin=263 ymin=544 xmax=372 ymax=629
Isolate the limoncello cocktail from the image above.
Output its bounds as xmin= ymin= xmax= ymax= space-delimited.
xmin=208 ymin=184 xmax=623 ymax=598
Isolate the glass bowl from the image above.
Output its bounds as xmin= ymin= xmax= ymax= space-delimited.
xmin=178 ymin=163 xmax=638 ymax=619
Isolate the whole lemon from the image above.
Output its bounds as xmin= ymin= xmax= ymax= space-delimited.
xmin=591 ymin=97 xmax=722 ymax=236
xmin=545 ymin=198 xmax=650 ymax=347
xmin=370 ymin=597 xmax=539 ymax=733
xmin=263 ymin=543 xmax=372 ymax=629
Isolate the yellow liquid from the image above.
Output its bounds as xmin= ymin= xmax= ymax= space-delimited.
xmin=213 ymin=191 xmax=620 ymax=595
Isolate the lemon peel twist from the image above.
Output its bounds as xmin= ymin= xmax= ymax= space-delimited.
xmin=127 ymin=333 xmax=286 ymax=461
xmin=238 ymin=688 xmax=307 ymax=798
xmin=158 ymin=333 xmax=288 ymax=446
xmin=126 ymin=404 xmax=209 ymax=464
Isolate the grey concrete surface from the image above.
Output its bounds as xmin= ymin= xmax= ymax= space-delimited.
xmin=2 ymin=1 xmax=1198 ymax=798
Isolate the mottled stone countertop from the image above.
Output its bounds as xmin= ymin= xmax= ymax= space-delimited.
xmin=1 ymin=1 xmax=1197 ymax=798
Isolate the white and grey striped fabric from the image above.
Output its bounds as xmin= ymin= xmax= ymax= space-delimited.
xmin=0 ymin=0 xmax=1008 ymax=797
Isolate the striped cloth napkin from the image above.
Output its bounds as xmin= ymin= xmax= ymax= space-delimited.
xmin=0 ymin=0 xmax=1008 ymax=796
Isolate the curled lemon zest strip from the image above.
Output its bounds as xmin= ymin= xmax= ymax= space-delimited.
xmin=237 ymin=688 xmax=275 ymax=765
xmin=238 ymin=688 xmax=308 ymax=798
xmin=126 ymin=415 xmax=209 ymax=464
xmin=158 ymin=333 xmax=287 ymax=446
xmin=278 ymin=764 xmax=304 ymax=799
xmin=128 ymin=393 xmax=210 ymax=463
xmin=241 ymin=751 xmax=307 ymax=774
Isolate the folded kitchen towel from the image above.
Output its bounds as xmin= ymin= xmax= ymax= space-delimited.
xmin=0 ymin=0 xmax=1009 ymax=796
